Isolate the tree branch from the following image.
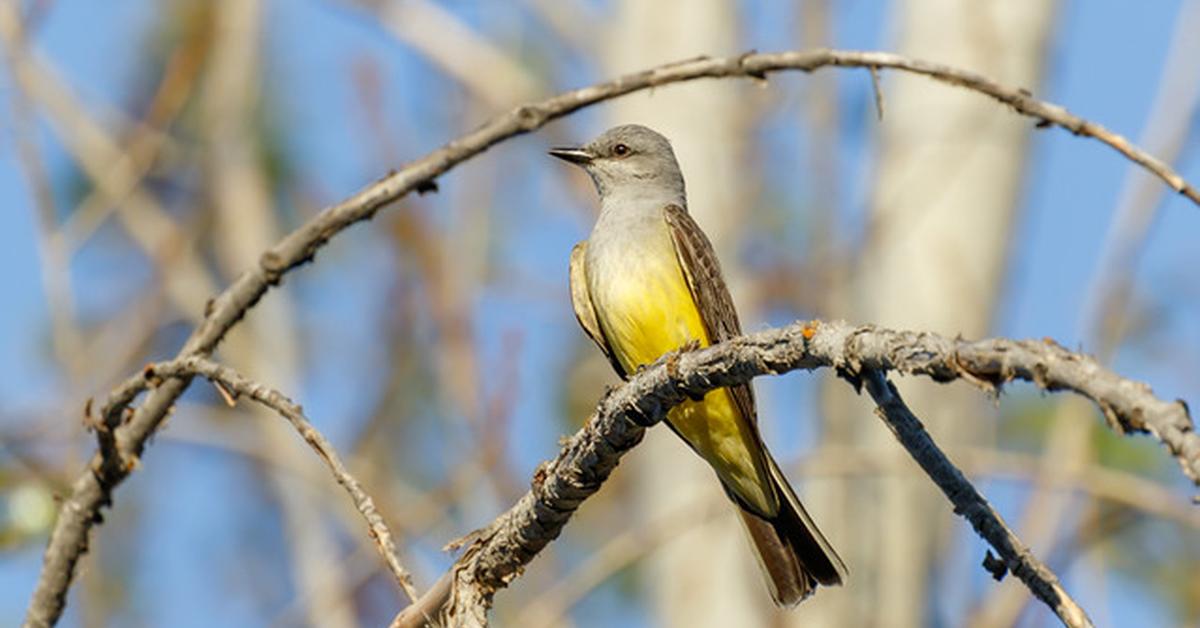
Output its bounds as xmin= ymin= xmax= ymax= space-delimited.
xmin=105 ymin=357 xmax=422 ymax=606
xmin=510 ymin=440 xmax=1200 ymax=628
xmin=859 ymin=369 xmax=1092 ymax=628
xmin=26 ymin=48 xmax=1200 ymax=627
xmin=395 ymin=319 xmax=1192 ymax=626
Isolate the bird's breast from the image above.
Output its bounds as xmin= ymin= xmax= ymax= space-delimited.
xmin=582 ymin=211 xmax=776 ymax=515
xmin=585 ymin=217 xmax=709 ymax=373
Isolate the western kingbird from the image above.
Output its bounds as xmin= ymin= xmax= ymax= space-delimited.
xmin=551 ymin=124 xmax=846 ymax=606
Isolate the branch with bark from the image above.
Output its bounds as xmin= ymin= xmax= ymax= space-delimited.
xmin=99 ymin=357 xmax=422 ymax=605
xmin=392 ymin=319 xmax=1194 ymax=627
xmin=24 ymin=49 xmax=1200 ymax=627
xmin=859 ymin=370 xmax=1091 ymax=628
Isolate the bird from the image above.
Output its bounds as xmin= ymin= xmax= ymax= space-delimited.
xmin=550 ymin=124 xmax=846 ymax=606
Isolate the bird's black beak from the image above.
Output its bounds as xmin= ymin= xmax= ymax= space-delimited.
xmin=548 ymin=146 xmax=594 ymax=165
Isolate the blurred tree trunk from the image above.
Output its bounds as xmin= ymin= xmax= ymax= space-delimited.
xmin=974 ymin=4 xmax=1200 ymax=624
xmin=810 ymin=1 xmax=1057 ymax=626
xmin=201 ymin=1 xmax=357 ymax=626
xmin=605 ymin=1 xmax=768 ymax=625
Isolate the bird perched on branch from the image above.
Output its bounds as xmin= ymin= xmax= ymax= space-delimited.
xmin=551 ymin=124 xmax=846 ymax=606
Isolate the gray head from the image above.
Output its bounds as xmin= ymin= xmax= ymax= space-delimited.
xmin=549 ymin=124 xmax=686 ymax=202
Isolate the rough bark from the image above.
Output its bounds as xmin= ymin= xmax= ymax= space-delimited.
xmin=395 ymin=318 xmax=1192 ymax=626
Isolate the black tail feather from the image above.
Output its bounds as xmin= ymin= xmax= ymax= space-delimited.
xmin=733 ymin=452 xmax=846 ymax=606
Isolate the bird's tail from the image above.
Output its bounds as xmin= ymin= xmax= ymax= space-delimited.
xmin=734 ymin=452 xmax=847 ymax=607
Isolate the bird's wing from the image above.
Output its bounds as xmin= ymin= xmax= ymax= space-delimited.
xmin=666 ymin=205 xmax=846 ymax=601
xmin=662 ymin=203 xmax=758 ymax=423
xmin=569 ymin=241 xmax=628 ymax=379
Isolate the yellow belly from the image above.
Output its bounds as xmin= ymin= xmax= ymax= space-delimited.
xmin=589 ymin=252 xmax=774 ymax=515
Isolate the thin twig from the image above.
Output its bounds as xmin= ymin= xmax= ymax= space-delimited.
xmin=139 ymin=356 xmax=421 ymax=605
xmin=25 ymin=48 xmax=1200 ymax=627
xmin=860 ymin=369 xmax=1093 ymax=628
xmin=392 ymin=572 xmax=453 ymax=628
xmin=511 ymin=440 xmax=1200 ymax=628
xmin=868 ymin=65 xmax=884 ymax=120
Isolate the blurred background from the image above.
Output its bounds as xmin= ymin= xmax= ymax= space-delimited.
xmin=2 ymin=0 xmax=1199 ymax=626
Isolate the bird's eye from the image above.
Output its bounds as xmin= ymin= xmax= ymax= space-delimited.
xmin=613 ymin=143 xmax=630 ymax=157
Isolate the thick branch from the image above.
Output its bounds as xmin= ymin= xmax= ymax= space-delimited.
xmin=27 ymin=49 xmax=1200 ymax=627
xmin=399 ymin=319 xmax=1192 ymax=626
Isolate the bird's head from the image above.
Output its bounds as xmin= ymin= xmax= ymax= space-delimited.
xmin=549 ymin=124 xmax=685 ymax=200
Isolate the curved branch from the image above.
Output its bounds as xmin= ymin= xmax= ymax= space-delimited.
xmin=133 ymin=357 xmax=421 ymax=605
xmin=26 ymin=49 xmax=1200 ymax=627
xmin=394 ymin=319 xmax=1190 ymax=626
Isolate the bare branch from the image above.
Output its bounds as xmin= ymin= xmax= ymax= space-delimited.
xmin=860 ymin=369 xmax=1092 ymax=628
xmin=392 ymin=572 xmax=453 ymax=628
xmin=108 ymin=356 xmax=422 ymax=605
xmin=397 ymin=319 xmax=1191 ymax=626
xmin=511 ymin=440 xmax=1200 ymax=628
xmin=26 ymin=48 xmax=1200 ymax=627
xmin=868 ymin=64 xmax=884 ymax=120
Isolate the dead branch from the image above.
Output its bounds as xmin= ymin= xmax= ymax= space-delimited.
xmin=860 ymin=370 xmax=1091 ymax=628
xmin=395 ymin=319 xmax=1192 ymax=626
xmin=108 ymin=356 xmax=421 ymax=605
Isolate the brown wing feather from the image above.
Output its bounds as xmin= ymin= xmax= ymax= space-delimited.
xmin=571 ymin=207 xmax=844 ymax=605
xmin=569 ymin=241 xmax=627 ymax=379
xmin=663 ymin=203 xmax=848 ymax=602
xmin=661 ymin=204 xmax=756 ymax=424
